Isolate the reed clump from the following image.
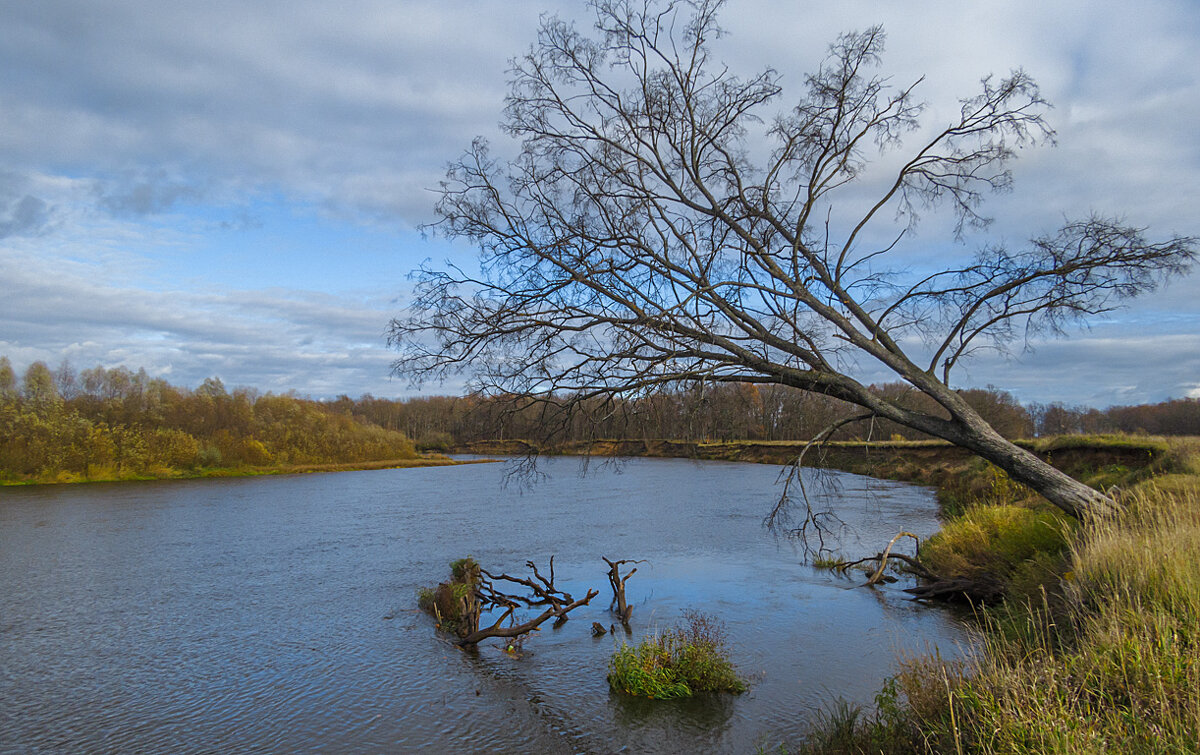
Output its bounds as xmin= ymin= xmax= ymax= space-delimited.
xmin=608 ymin=611 xmax=746 ymax=699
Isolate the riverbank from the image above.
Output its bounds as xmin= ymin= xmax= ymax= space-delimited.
xmin=455 ymin=436 xmax=1175 ymax=508
xmin=0 ymin=454 xmax=493 ymax=486
xmin=793 ymin=444 xmax=1200 ymax=754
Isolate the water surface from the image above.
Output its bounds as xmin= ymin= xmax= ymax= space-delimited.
xmin=1 ymin=456 xmax=968 ymax=753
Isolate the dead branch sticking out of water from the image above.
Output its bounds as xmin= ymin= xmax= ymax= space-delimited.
xmin=457 ymin=557 xmax=598 ymax=646
xmin=603 ymin=557 xmax=642 ymax=625
xmin=457 ymin=589 xmax=599 ymax=646
xmin=831 ymin=532 xmax=936 ymax=586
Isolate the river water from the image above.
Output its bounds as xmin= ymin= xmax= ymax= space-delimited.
xmin=1 ymin=456 xmax=969 ymax=754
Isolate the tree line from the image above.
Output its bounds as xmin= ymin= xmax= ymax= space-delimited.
xmin=3 ymin=355 xmax=1195 ymax=482
xmin=0 ymin=357 xmax=416 ymax=482
xmin=341 ymin=380 xmax=1199 ymax=448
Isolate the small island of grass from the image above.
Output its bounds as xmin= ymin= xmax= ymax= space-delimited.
xmin=608 ymin=611 xmax=746 ymax=699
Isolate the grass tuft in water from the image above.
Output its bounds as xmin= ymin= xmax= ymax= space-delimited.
xmin=608 ymin=610 xmax=745 ymax=699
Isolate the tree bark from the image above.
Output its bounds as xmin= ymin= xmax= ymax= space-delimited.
xmin=950 ymin=413 xmax=1119 ymax=520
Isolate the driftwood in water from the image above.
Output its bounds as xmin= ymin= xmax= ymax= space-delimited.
xmin=603 ymin=557 xmax=641 ymax=625
xmin=830 ymin=532 xmax=1005 ymax=603
xmin=457 ymin=589 xmax=599 ymax=645
xmin=830 ymin=532 xmax=937 ymax=586
xmin=905 ymin=576 xmax=1004 ymax=603
xmin=456 ymin=556 xmax=598 ymax=647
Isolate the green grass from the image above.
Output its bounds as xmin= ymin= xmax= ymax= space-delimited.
xmin=812 ymin=554 xmax=844 ymax=570
xmin=918 ymin=503 xmax=1073 ymax=601
xmin=608 ymin=611 xmax=746 ymax=699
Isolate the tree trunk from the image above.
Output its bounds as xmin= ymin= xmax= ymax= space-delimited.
xmin=951 ymin=415 xmax=1119 ymax=520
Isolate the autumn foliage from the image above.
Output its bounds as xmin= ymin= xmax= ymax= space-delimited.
xmin=0 ymin=357 xmax=416 ymax=482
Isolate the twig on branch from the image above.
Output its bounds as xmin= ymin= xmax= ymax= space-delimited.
xmin=479 ymin=555 xmax=575 ymax=609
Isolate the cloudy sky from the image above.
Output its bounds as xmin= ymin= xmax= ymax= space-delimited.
xmin=2 ymin=0 xmax=1197 ymax=406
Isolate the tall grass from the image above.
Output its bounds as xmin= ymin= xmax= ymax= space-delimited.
xmin=800 ymin=456 xmax=1200 ymax=754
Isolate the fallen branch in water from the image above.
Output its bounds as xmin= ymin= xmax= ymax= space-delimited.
xmin=448 ymin=556 xmax=598 ymax=646
xmin=830 ymin=532 xmax=936 ymax=585
xmin=457 ymin=588 xmax=599 ymax=646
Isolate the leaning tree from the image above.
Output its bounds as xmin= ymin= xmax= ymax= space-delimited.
xmin=390 ymin=0 xmax=1195 ymax=520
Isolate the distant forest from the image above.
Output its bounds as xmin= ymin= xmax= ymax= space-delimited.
xmin=378 ymin=381 xmax=1200 ymax=448
xmin=2 ymin=356 xmax=1197 ymax=481
xmin=0 ymin=357 xmax=416 ymax=482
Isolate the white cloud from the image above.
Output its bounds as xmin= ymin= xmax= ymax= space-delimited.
xmin=0 ymin=0 xmax=1196 ymax=403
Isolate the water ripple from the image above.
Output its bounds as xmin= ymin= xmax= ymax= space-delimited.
xmin=1 ymin=458 xmax=968 ymax=753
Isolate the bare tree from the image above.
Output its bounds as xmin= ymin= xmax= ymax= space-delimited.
xmin=390 ymin=0 xmax=1195 ymax=520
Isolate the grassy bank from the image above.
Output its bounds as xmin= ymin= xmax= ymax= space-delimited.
xmin=798 ymin=469 xmax=1200 ymax=753
xmin=790 ymin=439 xmax=1200 ymax=754
xmin=0 ymin=455 xmax=492 ymax=486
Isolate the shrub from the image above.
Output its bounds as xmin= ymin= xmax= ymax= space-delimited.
xmin=608 ymin=639 xmax=693 ymax=699
xmin=418 ymin=557 xmax=481 ymax=638
xmin=920 ymin=503 xmax=1072 ymax=596
xmin=608 ymin=611 xmax=745 ymax=699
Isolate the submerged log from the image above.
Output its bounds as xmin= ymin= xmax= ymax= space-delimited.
xmin=905 ymin=577 xmax=1004 ymax=603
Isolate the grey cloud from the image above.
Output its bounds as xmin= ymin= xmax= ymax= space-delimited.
xmin=0 ymin=0 xmax=570 ymax=227
xmin=3 ymin=0 xmax=1196 ymax=235
xmin=0 ymin=171 xmax=54 ymax=239
xmin=94 ymin=173 xmax=202 ymax=216
xmin=0 ymin=195 xmax=51 ymax=239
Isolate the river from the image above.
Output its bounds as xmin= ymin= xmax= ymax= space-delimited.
xmin=0 ymin=456 xmax=969 ymax=753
